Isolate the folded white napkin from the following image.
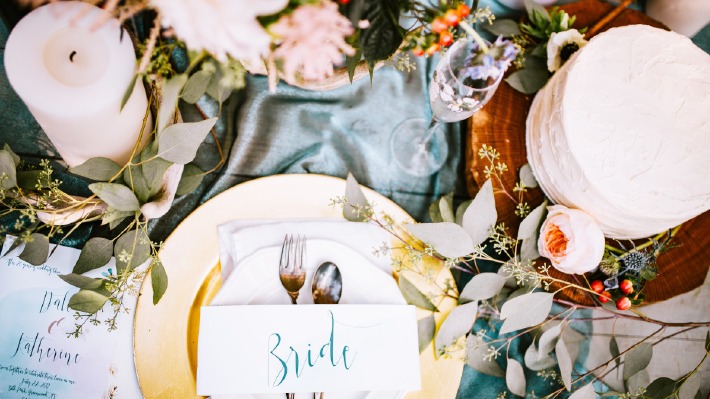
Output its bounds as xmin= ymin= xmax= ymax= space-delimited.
xmin=217 ymin=219 xmax=393 ymax=282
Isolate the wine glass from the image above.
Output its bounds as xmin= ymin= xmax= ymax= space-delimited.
xmin=391 ymin=38 xmax=514 ymax=177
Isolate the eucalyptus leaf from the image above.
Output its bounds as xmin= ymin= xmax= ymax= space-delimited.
xmin=16 ymin=170 xmax=42 ymax=191
xmin=569 ymin=383 xmax=596 ymax=399
xmin=430 ymin=193 xmax=455 ymax=223
xmin=679 ymin=371 xmax=701 ymax=399
xmin=556 ymin=337 xmax=573 ymax=390
xmin=3 ymin=144 xmax=20 ymax=166
xmin=0 ymin=150 xmax=18 ymax=189
xmin=518 ymin=201 xmax=547 ymax=240
xmin=69 ymin=157 xmax=122 ymax=181
xmin=158 ymin=74 xmax=188 ymax=134
xmin=344 ymin=173 xmax=369 ymax=222
xmin=485 ymin=19 xmax=522 ymax=37
xmin=644 ymin=377 xmax=679 ymax=399
xmin=499 ymin=292 xmax=553 ymax=335
xmin=506 ymin=68 xmax=549 ymax=94
xmin=435 ymin=301 xmax=478 ymax=354
xmin=101 ymin=208 xmax=134 ymax=228
xmin=176 ymin=163 xmax=205 ymax=196
xmin=524 ymin=343 xmax=557 ymax=370
xmin=59 ymin=273 xmax=103 ymax=290
xmin=181 ymin=69 xmax=213 ymax=104
xmin=151 ymin=257 xmax=168 ymax=304
xmin=506 ymin=358 xmax=527 ymax=397
xmin=206 ymin=61 xmax=240 ymax=103
xmin=158 ymin=117 xmax=218 ymax=164
xmin=19 ymin=233 xmax=49 ymax=266
xmin=519 ymin=164 xmax=539 ymax=188
xmin=530 ymin=44 xmax=547 ymax=58
xmin=610 ymin=335 xmax=620 ymax=369
xmin=122 ymin=154 xmax=151 ymax=203
xmin=114 ymin=229 xmax=151 ymax=273
xmin=418 ymin=315 xmax=436 ymax=353
xmin=461 ymin=179 xmax=497 ymax=246
xmin=455 ymin=199 xmax=473 ymax=226
xmin=459 ymin=273 xmax=507 ymax=303
xmin=89 ymin=182 xmax=140 ymax=211
xmin=519 ymin=238 xmax=540 ymax=263
xmin=120 ymin=74 xmax=138 ymax=112
xmin=525 ymin=0 xmax=550 ymax=22
xmin=623 ymin=343 xmax=653 ymax=381
xmin=73 ymin=237 xmax=113 ymax=274
xmin=627 ymin=370 xmax=650 ymax=394
xmin=405 ymin=222 xmax=474 ymax=259
xmin=68 ymin=289 xmax=108 ymax=313
xmin=140 ymin=144 xmax=173 ymax=197
xmin=465 ymin=334 xmax=505 ymax=378
xmin=538 ymin=324 xmax=562 ymax=358
xmin=398 ymin=275 xmax=438 ymax=312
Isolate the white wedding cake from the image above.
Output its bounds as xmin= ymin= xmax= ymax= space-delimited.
xmin=526 ymin=25 xmax=710 ymax=239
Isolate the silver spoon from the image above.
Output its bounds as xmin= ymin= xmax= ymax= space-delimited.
xmin=311 ymin=262 xmax=342 ymax=399
xmin=311 ymin=262 xmax=342 ymax=305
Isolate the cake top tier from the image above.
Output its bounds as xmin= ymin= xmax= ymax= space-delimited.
xmin=561 ymin=25 xmax=710 ymax=220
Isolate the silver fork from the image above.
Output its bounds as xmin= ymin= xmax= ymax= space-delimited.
xmin=279 ymin=235 xmax=306 ymax=305
xmin=279 ymin=235 xmax=306 ymax=399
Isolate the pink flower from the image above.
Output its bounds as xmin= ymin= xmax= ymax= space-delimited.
xmin=270 ymin=1 xmax=355 ymax=82
xmin=538 ymin=205 xmax=605 ymax=275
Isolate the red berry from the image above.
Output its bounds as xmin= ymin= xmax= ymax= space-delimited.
xmin=412 ymin=47 xmax=425 ymax=57
xmin=590 ymin=280 xmax=604 ymax=294
xmin=620 ymin=279 xmax=634 ymax=295
xmin=598 ymin=291 xmax=611 ymax=303
xmin=431 ymin=17 xmax=448 ymax=34
xmin=616 ymin=296 xmax=632 ymax=310
xmin=426 ymin=43 xmax=441 ymax=55
xmin=338 ymin=0 xmax=350 ymax=4
xmin=439 ymin=31 xmax=454 ymax=47
xmin=457 ymin=4 xmax=471 ymax=18
xmin=444 ymin=9 xmax=460 ymax=26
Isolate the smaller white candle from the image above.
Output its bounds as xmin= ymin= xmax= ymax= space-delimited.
xmin=4 ymin=1 xmax=151 ymax=167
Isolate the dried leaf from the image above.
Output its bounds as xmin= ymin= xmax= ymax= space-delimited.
xmin=59 ymin=273 xmax=103 ymax=290
xmin=465 ymin=334 xmax=505 ymax=377
xmin=157 ymin=117 xmax=218 ymax=164
xmin=506 ymin=358 xmax=526 ymax=397
xmin=556 ymin=337 xmax=573 ymax=390
xmin=569 ymin=383 xmax=597 ymax=399
xmin=623 ymin=343 xmax=653 ymax=381
xmin=344 ymin=173 xmax=369 ymax=222
xmin=435 ymin=301 xmax=478 ymax=354
xmin=405 ymin=222 xmax=474 ymax=259
xmin=519 ymin=164 xmax=539 ymax=188
xmin=151 ymin=257 xmax=168 ymax=304
xmin=69 ymin=157 xmax=122 ymax=182
xmin=114 ymin=229 xmax=151 ymax=273
xmin=68 ymin=289 xmax=108 ymax=313
xmin=0 ymin=150 xmax=18 ymax=189
xmin=181 ymin=69 xmax=213 ymax=104
xmin=19 ymin=233 xmax=49 ymax=266
xmin=398 ymin=275 xmax=438 ymax=312
xmin=73 ymin=237 xmax=113 ymax=274
xmin=459 ymin=273 xmax=507 ymax=303
xmin=461 ymin=179 xmax=497 ymax=246
xmin=89 ymin=182 xmax=140 ymax=211
xmin=499 ymin=292 xmax=553 ymax=335
xmin=158 ymin=74 xmax=188 ymax=134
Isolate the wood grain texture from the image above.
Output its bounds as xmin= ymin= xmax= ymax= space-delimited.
xmin=466 ymin=0 xmax=709 ymax=305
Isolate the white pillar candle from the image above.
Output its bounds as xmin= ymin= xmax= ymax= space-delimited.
xmin=4 ymin=1 xmax=151 ymax=167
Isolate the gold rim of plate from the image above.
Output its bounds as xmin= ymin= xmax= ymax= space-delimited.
xmin=133 ymin=174 xmax=464 ymax=398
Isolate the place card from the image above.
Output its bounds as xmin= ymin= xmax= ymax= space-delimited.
xmin=0 ymin=237 xmax=121 ymax=399
xmin=197 ymin=305 xmax=421 ymax=395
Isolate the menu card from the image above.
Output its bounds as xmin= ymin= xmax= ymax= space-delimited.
xmin=0 ymin=237 xmax=121 ymax=399
xmin=197 ymin=304 xmax=421 ymax=395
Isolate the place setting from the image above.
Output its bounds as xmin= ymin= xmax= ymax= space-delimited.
xmin=1 ymin=0 xmax=710 ymax=398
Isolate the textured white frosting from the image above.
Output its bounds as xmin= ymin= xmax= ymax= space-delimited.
xmin=526 ymin=25 xmax=710 ymax=239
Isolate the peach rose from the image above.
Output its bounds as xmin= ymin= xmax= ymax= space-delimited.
xmin=538 ymin=205 xmax=605 ymax=274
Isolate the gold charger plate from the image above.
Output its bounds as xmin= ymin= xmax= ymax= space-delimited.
xmin=134 ymin=174 xmax=464 ymax=398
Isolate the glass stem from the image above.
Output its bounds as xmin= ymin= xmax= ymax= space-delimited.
xmin=419 ymin=119 xmax=442 ymax=148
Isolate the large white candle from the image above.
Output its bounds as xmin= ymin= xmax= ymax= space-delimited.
xmin=4 ymin=1 xmax=151 ymax=167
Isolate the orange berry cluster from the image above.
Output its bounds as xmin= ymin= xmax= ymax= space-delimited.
xmin=591 ymin=279 xmax=634 ymax=310
xmin=412 ymin=4 xmax=471 ymax=56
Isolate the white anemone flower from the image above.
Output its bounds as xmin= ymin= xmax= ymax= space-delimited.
xmin=546 ymin=29 xmax=587 ymax=72
xmin=150 ymin=0 xmax=288 ymax=63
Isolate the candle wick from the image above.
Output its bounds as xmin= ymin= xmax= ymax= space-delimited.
xmin=69 ymin=51 xmax=77 ymax=63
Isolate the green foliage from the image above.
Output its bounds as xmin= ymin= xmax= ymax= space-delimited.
xmin=69 ymin=157 xmax=122 ymax=182
xmin=359 ymin=0 xmax=403 ymax=63
xmin=151 ymin=256 xmax=168 ymax=305
xmin=68 ymin=289 xmax=109 ymax=314
xmin=89 ymin=183 xmax=141 ymax=212
xmin=398 ymin=275 xmax=438 ymax=312
xmin=73 ymin=237 xmax=113 ymax=274
xmin=158 ymin=118 xmax=219 ymax=164
xmin=19 ymin=233 xmax=49 ymax=266
xmin=176 ymin=163 xmax=205 ymax=196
